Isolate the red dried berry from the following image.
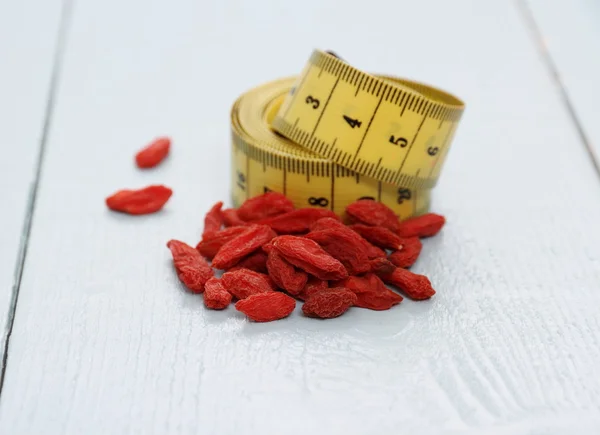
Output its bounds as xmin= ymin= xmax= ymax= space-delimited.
xmin=222 ymin=208 xmax=247 ymax=227
xmin=266 ymin=250 xmax=308 ymax=294
xmin=221 ymin=268 xmax=276 ymax=300
xmin=202 ymin=201 xmax=223 ymax=238
xmin=369 ymin=257 xmax=397 ymax=275
xmin=380 ymin=268 xmax=436 ymax=300
xmin=346 ymin=199 xmax=400 ymax=232
xmin=106 ymin=185 xmax=172 ymax=215
xmin=397 ymin=213 xmax=446 ymax=238
xmin=166 ymin=239 xmax=214 ymax=293
xmin=258 ymin=208 xmax=340 ymax=234
xmin=211 ymin=224 xmax=276 ymax=270
xmin=311 ymin=217 xmax=385 ymax=259
xmin=203 ymin=277 xmax=232 ymax=310
xmin=302 ymin=287 xmax=357 ymax=319
xmin=235 ymin=292 xmax=296 ymax=322
xmin=228 ymin=251 xmax=268 ymax=274
xmin=237 ymin=192 xmax=295 ymax=221
xmin=195 ymin=226 xmax=247 ymax=260
xmin=388 ymin=237 xmax=423 ymax=268
xmin=349 ymin=224 xmax=404 ymax=250
xmin=338 ymin=274 xmax=403 ymax=310
xmin=296 ymin=277 xmax=328 ymax=301
xmin=305 ymin=229 xmax=370 ymax=275
xmin=135 ymin=136 xmax=170 ymax=168
xmin=272 ymin=235 xmax=348 ymax=281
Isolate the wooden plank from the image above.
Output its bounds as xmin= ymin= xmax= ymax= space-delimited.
xmin=0 ymin=1 xmax=65 ymax=370
xmin=1 ymin=0 xmax=600 ymax=433
xmin=524 ymin=0 xmax=600 ymax=172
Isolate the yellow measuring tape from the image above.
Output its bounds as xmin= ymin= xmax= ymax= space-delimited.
xmin=231 ymin=49 xmax=465 ymax=218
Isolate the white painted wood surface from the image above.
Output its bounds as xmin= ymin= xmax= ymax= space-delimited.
xmin=526 ymin=0 xmax=600 ymax=168
xmin=1 ymin=0 xmax=600 ymax=434
xmin=0 ymin=0 xmax=64 ymax=363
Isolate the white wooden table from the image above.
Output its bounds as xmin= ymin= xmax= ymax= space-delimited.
xmin=1 ymin=1 xmax=599 ymax=433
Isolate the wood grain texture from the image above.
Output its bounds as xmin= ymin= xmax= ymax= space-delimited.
xmin=0 ymin=0 xmax=64 ymax=364
xmin=525 ymin=0 xmax=600 ymax=172
xmin=1 ymin=0 xmax=600 ymax=434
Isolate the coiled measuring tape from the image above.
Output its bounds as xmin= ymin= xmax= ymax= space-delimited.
xmin=231 ymin=49 xmax=465 ymax=218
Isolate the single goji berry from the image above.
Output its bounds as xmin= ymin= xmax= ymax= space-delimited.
xmin=195 ymin=226 xmax=247 ymax=260
xmin=258 ymin=208 xmax=340 ymax=234
xmin=166 ymin=239 xmax=214 ymax=292
xmin=337 ymin=274 xmax=403 ymax=311
xmin=346 ymin=199 xmax=400 ymax=232
xmin=311 ymin=217 xmax=385 ymax=259
xmin=272 ymin=235 xmax=348 ymax=281
xmin=379 ymin=268 xmax=435 ymax=300
xmin=221 ymin=268 xmax=276 ymax=299
xmin=228 ymin=251 xmax=268 ymax=274
xmin=202 ymin=201 xmax=223 ymax=238
xmin=349 ymin=224 xmax=404 ymax=250
xmin=266 ymin=250 xmax=308 ymax=294
xmin=305 ymin=229 xmax=370 ymax=275
xmin=369 ymin=257 xmax=397 ymax=275
xmin=296 ymin=277 xmax=328 ymax=301
xmin=397 ymin=213 xmax=446 ymax=238
xmin=211 ymin=224 xmax=276 ymax=270
xmin=106 ymin=185 xmax=172 ymax=215
xmin=388 ymin=237 xmax=422 ymax=268
xmin=235 ymin=292 xmax=296 ymax=322
xmin=302 ymin=287 xmax=357 ymax=319
xmin=237 ymin=192 xmax=295 ymax=221
xmin=222 ymin=208 xmax=247 ymax=227
xmin=203 ymin=277 xmax=232 ymax=310
xmin=135 ymin=136 xmax=170 ymax=168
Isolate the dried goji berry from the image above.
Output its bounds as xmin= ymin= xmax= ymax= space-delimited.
xmin=212 ymin=224 xmax=276 ymax=270
xmin=369 ymin=257 xmax=396 ymax=275
xmin=258 ymin=208 xmax=340 ymax=234
xmin=166 ymin=239 xmax=214 ymax=292
xmin=305 ymin=229 xmax=370 ymax=275
xmin=311 ymin=217 xmax=385 ymax=259
xmin=302 ymin=287 xmax=357 ymax=319
xmin=195 ymin=226 xmax=247 ymax=260
xmin=222 ymin=208 xmax=247 ymax=227
xmin=106 ymin=185 xmax=172 ymax=215
xmin=337 ymin=274 xmax=403 ymax=310
xmin=296 ymin=277 xmax=328 ymax=301
xmin=221 ymin=268 xmax=276 ymax=299
xmin=397 ymin=213 xmax=446 ymax=238
xmin=228 ymin=251 xmax=268 ymax=274
xmin=346 ymin=199 xmax=400 ymax=232
xmin=379 ymin=268 xmax=436 ymax=300
xmin=349 ymin=224 xmax=404 ymax=250
xmin=237 ymin=192 xmax=295 ymax=221
xmin=266 ymin=250 xmax=308 ymax=294
xmin=388 ymin=237 xmax=422 ymax=268
xmin=202 ymin=201 xmax=223 ymax=238
xmin=235 ymin=292 xmax=296 ymax=322
xmin=135 ymin=136 xmax=170 ymax=168
xmin=272 ymin=235 xmax=348 ymax=281
xmin=203 ymin=277 xmax=232 ymax=310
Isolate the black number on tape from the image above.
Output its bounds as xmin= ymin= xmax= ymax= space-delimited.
xmin=305 ymin=96 xmax=320 ymax=109
xmin=427 ymin=147 xmax=439 ymax=156
xmin=263 ymin=186 xmax=272 ymax=194
xmin=397 ymin=188 xmax=411 ymax=204
xmin=308 ymin=197 xmax=329 ymax=207
xmin=358 ymin=196 xmax=375 ymax=201
xmin=236 ymin=171 xmax=246 ymax=191
xmin=389 ymin=135 xmax=408 ymax=147
xmin=343 ymin=115 xmax=362 ymax=129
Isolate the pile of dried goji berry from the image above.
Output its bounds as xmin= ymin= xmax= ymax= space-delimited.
xmin=104 ymin=138 xmax=445 ymax=322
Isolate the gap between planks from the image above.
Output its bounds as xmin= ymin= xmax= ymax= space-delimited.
xmin=515 ymin=0 xmax=600 ymax=181
xmin=0 ymin=0 xmax=74 ymax=396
